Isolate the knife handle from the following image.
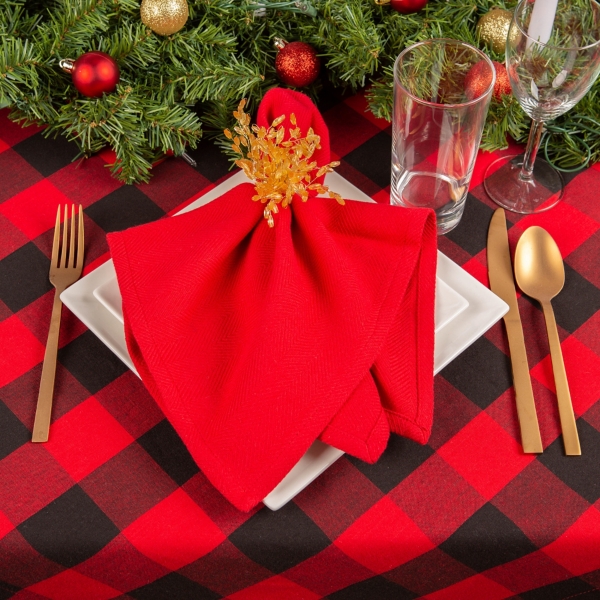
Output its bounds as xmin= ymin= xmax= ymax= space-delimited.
xmin=504 ymin=317 xmax=544 ymax=453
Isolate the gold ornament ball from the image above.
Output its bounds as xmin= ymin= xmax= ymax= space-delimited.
xmin=476 ymin=8 xmax=515 ymax=54
xmin=140 ymin=0 xmax=188 ymax=35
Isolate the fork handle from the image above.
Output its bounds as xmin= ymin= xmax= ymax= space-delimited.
xmin=541 ymin=300 xmax=581 ymax=456
xmin=32 ymin=290 xmax=63 ymax=443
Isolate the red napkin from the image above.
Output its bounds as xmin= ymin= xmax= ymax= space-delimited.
xmin=108 ymin=88 xmax=437 ymax=511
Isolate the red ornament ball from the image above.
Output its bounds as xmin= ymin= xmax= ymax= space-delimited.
xmin=390 ymin=0 xmax=428 ymax=14
xmin=464 ymin=60 xmax=511 ymax=101
xmin=492 ymin=61 xmax=512 ymax=101
xmin=275 ymin=41 xmax=320 ymax=88
xmin=70 ymin=52 xmax=120 ymax=98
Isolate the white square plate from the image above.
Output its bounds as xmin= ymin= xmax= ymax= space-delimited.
xmin=62 ymin=171 xmax=507 ymax=510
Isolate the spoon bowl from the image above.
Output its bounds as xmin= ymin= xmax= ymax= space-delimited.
xmin=514 ymin=226 xmax=580 ymax=456
xmin=514 ymin=227 xmax=564 ymax=302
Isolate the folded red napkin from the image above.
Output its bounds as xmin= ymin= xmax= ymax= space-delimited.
xmin=108 ymin=88 xmax=437 ymax=511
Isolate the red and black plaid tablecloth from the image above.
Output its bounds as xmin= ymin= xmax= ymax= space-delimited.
xmin=1 ymin=88 xmax=600 ymax=600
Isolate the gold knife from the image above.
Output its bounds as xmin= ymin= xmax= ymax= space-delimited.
xmin=488 ymin=208 xmax=543 ymax=453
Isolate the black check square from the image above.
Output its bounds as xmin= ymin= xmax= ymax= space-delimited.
xmin=0 ymin=242 xmax=52 ymax=312
xmin=538 ymin=419 xmax=600 ymax=503
xmin=17 ymin=485 xmax=119 ymax=568
xmin=229 ymin=502 xmax=330 ymax=574
xmin=58 ymin=330 xmax=128 ymax=394
xmin=343 ymin=131 xmax=392 ymax=189
xmin=438 ymin=503 xmax=538 ymax=572
xmin=85 ymin=186 xmax=165 ymax=233
xmin=520 ymin=576 xmax=599 ymax=600
xmin=440 ymin=336 xmax=513 ymax=409
xmin=0 ymin=581 xmax=20 ymax=600
xmin=129 ymin=572 xmax=221 ymax=600
xmin=328 ymin=576 xmax=417 ymax=600
xmin=13 ymin=132 xmax=80 ymax=178
xmin=551 ymin=263 xmax=600 ymax=334
xmin=137 ymin=419 xmax=199 ymax=487
xmin=186 ymin=137 xmax=233 ymax=183
xmin=0 ymin=401 xmax=30 ymax=460
xmin=446 ymin=194 xmax=495 ymax=256
xmin=347 ymin=434 xmax=433 ymax=494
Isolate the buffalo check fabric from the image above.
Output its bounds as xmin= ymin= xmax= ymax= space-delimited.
xmin=2 ymin=85 xmax=600 ymax=599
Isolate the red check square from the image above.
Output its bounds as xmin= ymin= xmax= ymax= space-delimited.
xmin=285 ymin=544 xmax=374 ymax=596
xmin=485 ymin=550 xmax=573 ymax=595
xmin=542 ymin=507 xmax=600 ymax=576
xmin=0 ymin=444 xmax=74 ymax=525
xmin=227 ymin=576 xmax=321 ymax=600
xmin=334 ymin=497 xmax=434 ymax=573
xmin=0 ymin=511 xmax=14 ymax=541
xmin=0 ymin=213 xmax=29 ymax=261
xmin=324 ymin=103 xmax=381 ymax=158
xmin=0 ymin=138 xmax=8 ymax=154
xmin=423 ymin=574 xmax=513 ymax=600
xmin=76 ymin=535 xmax=168 ymax=593
xmin=27 ymin=569 xmax=121 ymax=600
xmin=344 ymin=91 xmax=391 ymax=130
xmin=80 ymin=443 xmax=178 ymax=530
xmin=180 ymin=540 xmax=272 ymax=597
xmin=531 ymin=336 xmax=600 ymax=417
xmin=45 ymin=397 xmax=134 ymax=481
xmin=437 ymin=412 xmax=535 ymax=500
xmin=566 ymin=230 xmax=600 ymax=290
xmin=47 ymin=155 xmax=123 ymax=208
xmin=293 ymin=458 xmax=384 ymax=540
xmin=492 ymin=461 xmax=589 ymax=547
xmin=122 ymin=488 xmax=225 ymax=571
xmin=0 ymin=150 xmax=44 ymax=204
xmin=390 ymin=454 xmax=486 ymax=545
xmin=514 ymin=201 xmax=599 ymax=258
xmin=0 ymin=180 xmax=71 ymax=240
xmin=564 ymin=167 xmax=600 ymax=222
xmin=0 ymin=111 xmax=43 ymax=146
xmin=0 ymin=316 xmax=45 ymax=388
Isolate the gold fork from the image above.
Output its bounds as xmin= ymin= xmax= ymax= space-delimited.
xmin=32 ymin=205 xmax=84 ymax=443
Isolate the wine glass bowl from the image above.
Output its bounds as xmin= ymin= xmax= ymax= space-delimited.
xmin=484 ymin=0 xmax=600 ymax=214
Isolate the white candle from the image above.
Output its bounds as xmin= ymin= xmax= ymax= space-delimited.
xmin=527 ymin=0 xmax=558 ymax=46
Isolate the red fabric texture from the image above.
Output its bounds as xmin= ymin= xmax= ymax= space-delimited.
xmin=107 ymin=88 xmax=438 ymax=511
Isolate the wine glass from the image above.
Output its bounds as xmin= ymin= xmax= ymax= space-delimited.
xmin=484 ymin=0 xmax=600 ymax=214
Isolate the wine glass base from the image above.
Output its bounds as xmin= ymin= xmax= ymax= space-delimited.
xmin=484 ymin=156 xmax=564 ymax=214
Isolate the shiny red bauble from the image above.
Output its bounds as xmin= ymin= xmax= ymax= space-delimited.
xmin=465 ymin=60 xmax=512 ymax=101
xmin=390 ymin=0 xmax=428 ymax=14
xmin=492 ymin=61 xmax=512 ymax=101
xmin=275 ymin=41 xmax=320 ymax=88
xmin=70 ymin=52 xmax=120 ymax=98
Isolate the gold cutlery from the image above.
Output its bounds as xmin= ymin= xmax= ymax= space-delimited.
xmin=32 ymin=205 xmax=84 ymax=443
xmin=514 ymin=226 xmax=581 ymax=456
xmin=488 ymin=209 xmax=543 ymax=453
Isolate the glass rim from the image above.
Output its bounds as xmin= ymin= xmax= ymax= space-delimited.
xmin=513 ymin=0 xmax=600 ymax=52
xmin=393 ymin=38 xmax=496 ymax=109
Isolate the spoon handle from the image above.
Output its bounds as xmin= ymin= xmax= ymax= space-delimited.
xmin=541 ymin=300 xmax=581 ymax=456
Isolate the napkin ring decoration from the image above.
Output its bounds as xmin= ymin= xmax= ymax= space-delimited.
xmin=225 ymin=99 xmax=344 ymax=227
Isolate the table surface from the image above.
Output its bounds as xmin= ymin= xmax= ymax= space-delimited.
xmin=1 ymin=89 xmax=600 ymax=600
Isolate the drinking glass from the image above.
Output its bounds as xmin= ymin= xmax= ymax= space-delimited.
xmin=391 ymin=39 xmax=495 ymax=234
xmin=484 ymin=0 xmax=600 ymax=214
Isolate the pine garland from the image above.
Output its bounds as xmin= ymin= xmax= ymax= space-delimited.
xmin=1 ymin=0 xmax=598 ymax=183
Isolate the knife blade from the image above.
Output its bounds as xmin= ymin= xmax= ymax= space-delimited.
xmin=488 ymin=208 xmax=543 ymax=453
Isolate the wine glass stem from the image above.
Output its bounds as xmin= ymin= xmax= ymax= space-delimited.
xmin=520 ymin=119 xmax=544 ymax=182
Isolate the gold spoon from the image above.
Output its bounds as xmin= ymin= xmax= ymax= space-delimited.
xmin=514 ymin=226 xmax=581 ymax=455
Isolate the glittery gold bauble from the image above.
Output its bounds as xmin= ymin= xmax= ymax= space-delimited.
xmin=140 ymin=0 xmax=188 ymax=35
xmin=476 ymin=8 xmax=515 ymax=54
